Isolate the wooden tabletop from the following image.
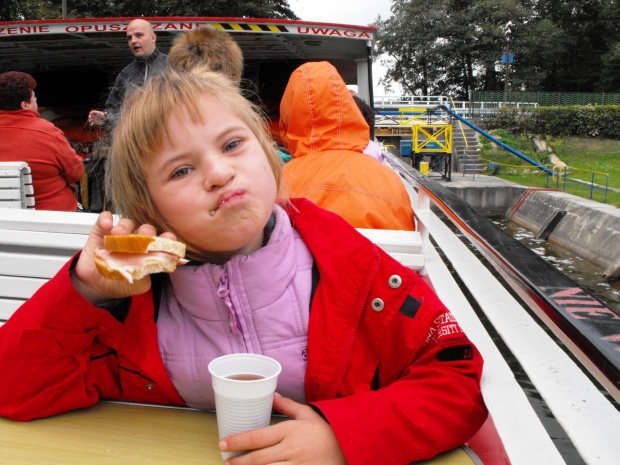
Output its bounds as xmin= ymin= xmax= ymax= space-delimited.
xmin=0 ymin=401 xmax=476 ymax=464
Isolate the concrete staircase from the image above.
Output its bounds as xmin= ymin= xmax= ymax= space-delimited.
xmin=452 ymin=122 xmax=485 ymax=175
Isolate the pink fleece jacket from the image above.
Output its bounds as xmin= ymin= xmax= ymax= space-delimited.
xmin=157 ymin=205 xmax=313 ymax=408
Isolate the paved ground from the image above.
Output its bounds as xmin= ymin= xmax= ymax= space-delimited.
xmin=440 ymin=171 xmax=620 ymax=216
xmin=428 ymin=171 xmax=520 ymax=187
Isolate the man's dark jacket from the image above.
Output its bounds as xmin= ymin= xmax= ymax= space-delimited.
xmin=105 ymin=47 xmax=168 ymax=126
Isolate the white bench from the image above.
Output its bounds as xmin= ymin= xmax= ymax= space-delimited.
xmin=0 ymin=208 xmax=99 ymax=323
xmin=356 ymin=228 xmax=425 ymax=272
xmin=0 ymin=208 xmax=425 ymax=325
xmin=0 ymin=162 xmax=35 ymax=209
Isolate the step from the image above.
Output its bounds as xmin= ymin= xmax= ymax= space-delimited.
xmin=460 ymin=159 xmax=486 ymax=166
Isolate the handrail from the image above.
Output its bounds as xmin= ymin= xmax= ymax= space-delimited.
xmin=449 ymin=97 xmax=469 ymax=154
xmin=431 ymin=105 xmax=554 ymax=175
xmin=384 ymin=152 xmax=620 ymax=399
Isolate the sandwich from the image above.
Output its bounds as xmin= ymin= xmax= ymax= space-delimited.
xmin=94 ymin=234 xmax=188 ymax=283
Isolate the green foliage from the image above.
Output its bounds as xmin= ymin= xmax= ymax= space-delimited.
xmin=1 ymin=0 xmax=61 ymax=19
xmin=600 ymin=1 xmax=620 ymax=90
xmin=0 ymin=0 xmax=17 ymax=20
xmin=495 ymin=170 xmax=620 ymax=206
xmin=479 ymin=130 xmax=543 ymax=166
xmin=0 ymin=0 xmax=299 ymax=21
xmin=549 ymin=137 xmax=620 ymax=185
xmin=480 ymin=132 xmax=620 ymax=206
xmin=487 ymin=105 xmax=620 ymax=139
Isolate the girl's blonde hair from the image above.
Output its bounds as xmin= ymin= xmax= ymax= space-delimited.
xmin=108 ymin=67 xmax=283 ymax=241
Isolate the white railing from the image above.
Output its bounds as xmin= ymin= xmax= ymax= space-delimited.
xmin=374 ymin=95 xmax=538 ymax=117
xmin=374 ymin=95 xmax=450 ymax=108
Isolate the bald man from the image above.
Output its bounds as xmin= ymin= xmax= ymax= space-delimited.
xmin=88 ymin=19 xmax=168 ymax=128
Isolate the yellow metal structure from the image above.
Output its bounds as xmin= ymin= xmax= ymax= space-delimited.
xmin=412 ymin=124 xmax=452 ymax=153
xmin=397 ymin=108 xmax=453 ymax=154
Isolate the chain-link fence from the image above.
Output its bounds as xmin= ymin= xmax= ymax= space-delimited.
xmin=472 ymin=91 xmax=620 ymax=106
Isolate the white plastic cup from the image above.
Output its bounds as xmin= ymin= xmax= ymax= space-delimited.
xmin=208 ymin=353 xmax=282 ymax=461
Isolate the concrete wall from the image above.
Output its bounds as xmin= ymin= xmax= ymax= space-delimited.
xmin=508 ymin=190 xmax=620 ymax=279
xmin=444 ymin=184 xmax=526 ymax=217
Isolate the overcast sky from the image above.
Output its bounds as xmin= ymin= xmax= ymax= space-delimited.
xmin=289 ymin=0 xmax=392 ymax=27
xmin=288 ymin=0 xmax=399 ymax=95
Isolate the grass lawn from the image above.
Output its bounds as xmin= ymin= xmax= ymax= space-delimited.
xmin=478 ymin=131 xmax=620 ymax=207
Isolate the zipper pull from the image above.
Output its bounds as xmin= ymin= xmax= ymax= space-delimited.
xmin=217 ymin=269 xmax=242 ymax=334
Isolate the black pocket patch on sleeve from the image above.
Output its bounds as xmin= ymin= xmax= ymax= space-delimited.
xmin=437 ymin=345 xmax=473 ymax=362
xmin=399 ymin=295 xmax=422 ymax=318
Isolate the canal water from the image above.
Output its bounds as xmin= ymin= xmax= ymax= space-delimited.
xmin=493 ymin=219 xmax=620 ymax=317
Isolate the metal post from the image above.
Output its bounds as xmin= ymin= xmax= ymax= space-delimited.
xmin=365 ymin=43 xmax=374 ymax=140
xmin=473 ymin=155 xmax=476 ymax=181
xmin=605 ymin=175 xmax=609 ymax=203
xmin=504 ymin=22 xmax=513 ymax=94
xmin=504 ymin=39 xmax=510 ymax=93
xmin=555 ymin=167 xmax=559 ymax=190
xmin=563 ymin=166 xmax=567 ymax=192
xmin=590 ymin=172 xmax=595 ymax=199
xmin=62 ymin=0 xmax=67 ymax=18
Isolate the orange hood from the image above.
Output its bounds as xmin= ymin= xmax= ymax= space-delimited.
xmin=279 ymin=61 xmax=369 ymax=158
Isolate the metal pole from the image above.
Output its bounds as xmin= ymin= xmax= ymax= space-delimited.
xmin=62 ymin=0 xmax=67 ymax=18
xmin=605 ymin=175 xmax=609 ymax=203
xmin=435 ymin=105 xmax=555 ymax=175
xmin=590 ymin=172 xmax=595 ymax=199
xmin=473 ymin=155 xmax=476 ymax=181
xmin=366 ymin=42 xmax=375 ymax=140
xmin=504 ymin=37 xmax=510 ymax=93
xmin=563 ymin=166 xmax=567 ymax=192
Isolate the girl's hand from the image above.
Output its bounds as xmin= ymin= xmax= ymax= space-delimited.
xmin=71 ymin=211 xmax=178 ymax=305
xmin=220 ymin=393 xmax=347 ymax=465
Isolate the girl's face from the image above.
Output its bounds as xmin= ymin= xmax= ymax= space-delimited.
xmin=144 ymin=95 xmax=278 ymax=263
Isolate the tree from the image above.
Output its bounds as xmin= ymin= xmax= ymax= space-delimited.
xmin=376 ymin=0 xmax=536 ymax=98
xmin=0 ymin=0 xmax=299 ymax=21
xmin=0 ymin=0 xmax=61 ymax=20
xmin=598 ymin=0 xmax=620 ymax=91
xmin=0 ymin=0 xmax=18 ymax=21
xmin=375 ymin=0 xmax=451 ymax=96
xmin=535 ymin=0 xmax=609 ymax=91
xmin=374 ymin=0 xmax=592 ymax=97
xmin=509 ymin=18 xmax=566 ymax=91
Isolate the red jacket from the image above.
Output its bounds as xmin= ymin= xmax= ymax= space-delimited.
xmin=0 ymin=109 xmax=84 ymax=211
xmin=0 ymin=199 xmax=486 ymax=464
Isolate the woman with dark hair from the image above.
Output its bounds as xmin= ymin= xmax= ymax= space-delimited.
xmin=0 ymin=71 xmax=84 ymax=211
xmin=0 ymin=71 xmax=37 ymax=110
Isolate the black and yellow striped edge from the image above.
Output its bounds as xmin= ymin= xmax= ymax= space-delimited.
xmin=211 ymin=23 xmax=289 ymax=33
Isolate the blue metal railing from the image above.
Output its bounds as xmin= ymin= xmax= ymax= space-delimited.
xmin=433 ymin=105 xmax=554 ymax=176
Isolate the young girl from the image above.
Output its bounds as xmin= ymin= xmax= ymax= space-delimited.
xmin=0 ymin=68 xmax=487 ymax=464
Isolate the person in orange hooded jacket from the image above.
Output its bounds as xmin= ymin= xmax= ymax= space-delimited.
xmin=280 ymin=61 xmax=415 ymax=231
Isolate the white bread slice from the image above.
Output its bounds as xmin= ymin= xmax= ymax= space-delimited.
xmin=103 ymin=234 xmax=186 ymax=258
xmin=94 ymin=249 xmax=185 ymax=283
